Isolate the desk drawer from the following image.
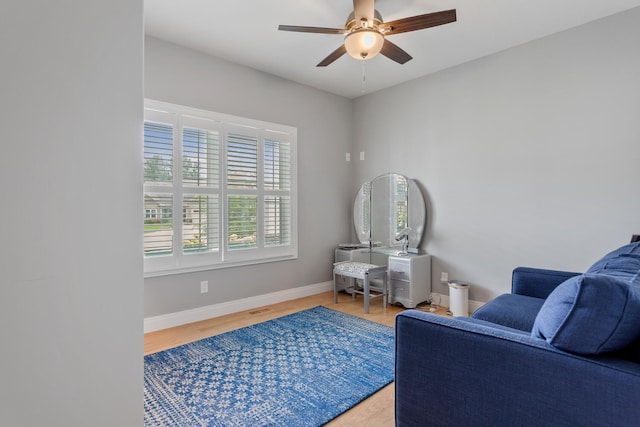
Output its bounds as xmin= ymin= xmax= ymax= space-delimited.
xmin=389 ymin=259 xmax=411 ymax=280
xmin=390 ymin=279 xmax=410 ymax=299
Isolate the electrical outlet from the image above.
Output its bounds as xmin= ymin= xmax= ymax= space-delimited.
xmin=440 ymin=272 xmax=449 ymax=282
xmin=346 ymin=152 xmax=351 ymax=162
xmin=200 ymin=280 xmax=208 ymax=294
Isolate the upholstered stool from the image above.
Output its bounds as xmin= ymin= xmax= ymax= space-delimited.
xmin=333 ymin=261 xmax=388 ymax=314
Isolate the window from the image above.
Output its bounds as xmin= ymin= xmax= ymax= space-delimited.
xmin=144 ymin=100 xmax=297 ymax=275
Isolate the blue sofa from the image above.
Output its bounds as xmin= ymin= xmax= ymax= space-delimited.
xmin=395 ymin=241 xmax=640 ymax=427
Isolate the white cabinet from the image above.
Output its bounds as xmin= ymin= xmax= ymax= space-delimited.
xmin=334 ymin=248 xmax=431 ymax=308
xmin=388 ymin=254 xmax=431 ymax=308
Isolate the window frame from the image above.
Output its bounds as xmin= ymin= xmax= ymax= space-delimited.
xmin=143 ymin=99 xmax=298 ymax=277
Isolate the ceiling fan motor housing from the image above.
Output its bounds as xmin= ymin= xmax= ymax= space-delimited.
xmin=345 ymin=10 xmax=384 ymax=31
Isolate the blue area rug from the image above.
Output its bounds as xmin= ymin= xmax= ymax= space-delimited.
xmin=144 ymin=305 xmax=395 ymax=426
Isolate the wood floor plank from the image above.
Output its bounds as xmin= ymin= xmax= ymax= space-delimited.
xmin=144 ymin=290 xmax=450 ymax=426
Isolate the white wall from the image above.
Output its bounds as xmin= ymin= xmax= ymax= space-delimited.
xmin=144 ymin=37 xmax=353 ymax=318
xmin=353 ymin=7 xmax=640 ymax=302
xmin=0 ymin=2 xmax=143 ymax=426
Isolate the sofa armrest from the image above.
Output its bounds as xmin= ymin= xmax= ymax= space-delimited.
xmin=511 ymin=266 xmax=581 ymax=299
xmin=395 ymin=310 xmax=640 ymax=427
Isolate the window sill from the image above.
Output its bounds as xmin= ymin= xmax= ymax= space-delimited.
xmin=143 ymin=254 xmax=298 ymax=278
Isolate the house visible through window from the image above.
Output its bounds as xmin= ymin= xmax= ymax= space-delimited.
xmin=143 ymin=100 xmax=297 ymax=275
xmin=145 ymin=209 xmax=158 ymax=220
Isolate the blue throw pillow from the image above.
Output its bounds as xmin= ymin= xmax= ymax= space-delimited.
xmin=587 ymin=241 xmax=640 ymax=273
xmin=531 ymin=274 xmax=640 ymax=355
xmin=586 ymin=256 xmax=640 ymax=284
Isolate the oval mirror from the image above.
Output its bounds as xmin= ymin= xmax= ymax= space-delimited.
xmin=353 ymin=173 xmax=426 ymax=253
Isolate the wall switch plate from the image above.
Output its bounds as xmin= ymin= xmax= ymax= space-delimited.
xmin=200 ymin=280 xmax=208 ymax=293
xmin=440 ymin=272 xmax=449 ymax=282
xmin=346 ymin=152 xmax=350 ymax=162
xmin=359 ymin=151 xmax=365 ymax=161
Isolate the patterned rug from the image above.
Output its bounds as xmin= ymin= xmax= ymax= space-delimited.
xmin=144 ymin=305 xmax=395 ymax=426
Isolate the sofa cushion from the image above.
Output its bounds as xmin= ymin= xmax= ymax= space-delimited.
xmin=472 ymin=294 xmax=545 ymax=332
xmin=532 ymin=273 xmax=640 ymax=354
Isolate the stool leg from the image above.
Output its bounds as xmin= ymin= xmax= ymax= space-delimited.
xmin=363 ymin=275 xmax=370 ymax=314
xmin=383 ymin=274 xmax=388 ymax=309
xmin=333 ymin=271 xmax=338 ymax=304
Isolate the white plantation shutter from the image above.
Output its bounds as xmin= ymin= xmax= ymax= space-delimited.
xmin=264 ymin=196 xmax=291 ymax=247
xmin=144 ymin=100 xmax=297 ymax=275
xmin=225 ymin=127 xmax=259 ymax=253
xmin=182 ymin=127 xmax=219 ymax=188
xmin=227 ymin=195 xmax=257 ymax=250
xmin=183 ymin=194 xmax=219 ymax=253
xmin=180 ymin=120 xmax=221 ymax=258
xmin=264 ymin=139 xmax=291 ymax=190
xmin=144 ymin=121 xmax=173 ymax=185
xmin=263 ymin=138 xmax=292 ymax=248
xmin=227 ymin=133 xmax=258 ymax=189
xmin=143 ymin=193 xmax=173 ymax=256
xmin=144 ymin=113 xmax=175 ymax=258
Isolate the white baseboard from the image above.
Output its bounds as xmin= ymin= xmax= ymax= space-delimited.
xmin=144 ymin=285 xmax=486 ymax=333
xmin=144 ymin=281 xmax=333 ymax=333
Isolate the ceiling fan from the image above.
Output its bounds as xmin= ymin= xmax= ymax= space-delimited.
xmin=278 ymin=0 xmax=457 ymax=67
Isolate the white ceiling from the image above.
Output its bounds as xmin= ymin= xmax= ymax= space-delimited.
xmin=145 ymin=0 xmax=640 ymax=99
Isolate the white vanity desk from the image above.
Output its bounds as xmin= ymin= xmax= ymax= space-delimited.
xmin=343 ymin=172 xmax=431 ymax=309
xmin=335 ymin=247 xmax=431 ymax=308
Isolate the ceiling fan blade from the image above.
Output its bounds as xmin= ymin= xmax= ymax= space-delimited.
xmin=381 ymin=9 xmax=457 ymax=35
xmin=278 ymin=25 xmax=347 ymax=35
xmin=353 ymin=0 xmax=375 ymax=24
xmin=380 ymin=39 xmax=412 ymax=65
xmin=317 ymin=44 xmax=347 ymax=67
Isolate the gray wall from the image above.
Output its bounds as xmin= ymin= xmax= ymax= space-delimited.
xmin=144 ymin=37 xmax=353 ymax=317
xmin=0 ymin=1 xmax=143 ymax=426
xmin=353 ymin=7 xmax=640 ymax=302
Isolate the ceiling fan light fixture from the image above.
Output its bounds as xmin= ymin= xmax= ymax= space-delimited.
xmin=344 ymin=29 xmax=384 ymax=60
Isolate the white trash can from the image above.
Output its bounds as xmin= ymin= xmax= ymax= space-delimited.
xmin=448 ymin=280 xmax=470 ymax=317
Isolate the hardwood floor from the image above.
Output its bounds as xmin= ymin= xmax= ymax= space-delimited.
xmin=144 ymin=290 xmax=450 ymax=426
